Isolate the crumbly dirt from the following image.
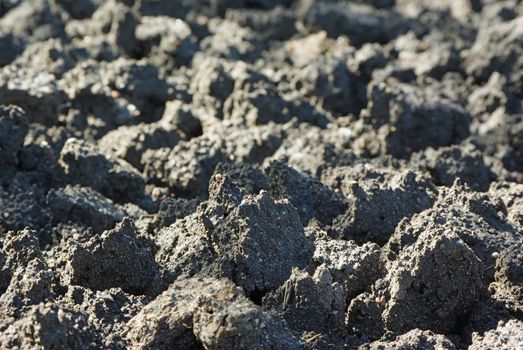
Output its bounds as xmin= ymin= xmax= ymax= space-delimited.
xmin=0 ymin=0 xmax=522 ymax=349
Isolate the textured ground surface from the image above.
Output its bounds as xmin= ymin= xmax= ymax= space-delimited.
xmin=0 ymin=0 xmax=522 ymax=349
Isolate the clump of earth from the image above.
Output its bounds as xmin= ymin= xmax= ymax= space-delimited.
xmin=0 ymin=0 xmax=522 ymax=349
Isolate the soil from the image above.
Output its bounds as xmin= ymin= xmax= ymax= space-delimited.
xmin=0 ymin=0 xmax=522 ymax=349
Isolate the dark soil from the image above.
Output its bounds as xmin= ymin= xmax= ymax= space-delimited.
xmin=0 ymin=0 xmax=522 ymax=349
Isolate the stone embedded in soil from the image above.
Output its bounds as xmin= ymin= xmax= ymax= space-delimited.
xmin=262 ymin=266 xmax=346 ymax=336
xmin=47 ymin=185 xmax=125 ymax=234
xmin=65 ymin=218 xmax=158 ymax=295
xmin=0 ymin=105 xmax=28 ymax=165
xmin=382 ymin=230 xmax=486 ymax=334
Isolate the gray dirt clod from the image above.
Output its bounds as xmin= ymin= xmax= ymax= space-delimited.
xmin=0 ymin=65 xmax=68 ymax=125
xmin=0 ymin=302 xmax=103 ymax=350
xmin=13 ymin=38 xmax=75 ymax=79
xmin=126 ymin=276 xmax=303 ymax=350
xmin=0 ymin=105 xmax=29 ymax=165
xmin=467 ymin=72 xmax=518 ymax=120
xmin=262 ymin=266 xmax=346 ymax=337
xmin=59 ymin=137 xmax=146 ymax=204
xmin=194 ymin=292 xmax=305 ymax=350
xmin=385 ymin=180 xmax=521 ymax=282
xmin=135 ymin=16 xmax=196 ymax=68
xmin=0 ymin=0 xmax=523 ymax=348
xmin=200 ymin=18 xmax=262 ymax=62
xmin=65 ymin=218 xmax=158 ymax=295
xmin=155 ymin=211 xmax=216 ymax=285
xmin=207 ymin=190 xmax=313 ymax=293
xmin=152 ymin=197 xmax=200 ymax=229
xmin=190 ymin=56 xmax=235 ymax=120
xmin=212 ymin=162 xmax=270 ymax=196
xmin=61 ymin=286 xmax=145 ymax=337
xmin=225 ymin=7 xmax=297 ymax=41
xmin=296 ymin=2 xmax=391 ymax=46
xmin=345 ymin=292 xmax=385 ymax=341
xmin=66 ymin=0 xmax=139 ymax=57
xmin=125 ymin=278 xmax=234 ymax=349
xmin=313 ymin=239 xmax=384 ymax=301
xmin=0 ymin=31 xmax=26 ymax=67
xmin=357 ymin=80 xmax=470 ymax=158
xmin=216 ymin=123 xmax=284 ymax=164
xmin=488 ymin=181 xmax=523 ymax=229
xmin=381 ymin=230 xmax=486 ymax=334
xmin=469 ymin=319 xmax=523 ymax=350
xmin=142 ymin=136 xmax=229 ymax=198
xmin=490 ymin=243 xmax=523 ymax=315
xmin=362 ymin=329 xmax=456 ymax=350
xmin=160 ymin=100 xmax=202 ymax=139
xmin=47 ymin=185 xmax=125 ymax=234
xmin=282 ymin=56 xmax=361 ymax=116
xmin=1 ymin=228 xmax=43 ymax=273
xmin=332 ymin=170 xmax=435 ymax=245
xmin=0 ymin=258 xmax=53 ymax=317
xmin=0 ymin=0 xmax=66 ymax=42
xmin=222 ymin=65 xmax=293 ymax=126
xmin=265 ymin=160 xmax=348 ymax=227
xmin=411 ymin=143 xmax=495 ymax=192
xmin=465 ymin=16 xmax=523 ymax=96
xmin=98 ymin=122 xmax=181 ymax=171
